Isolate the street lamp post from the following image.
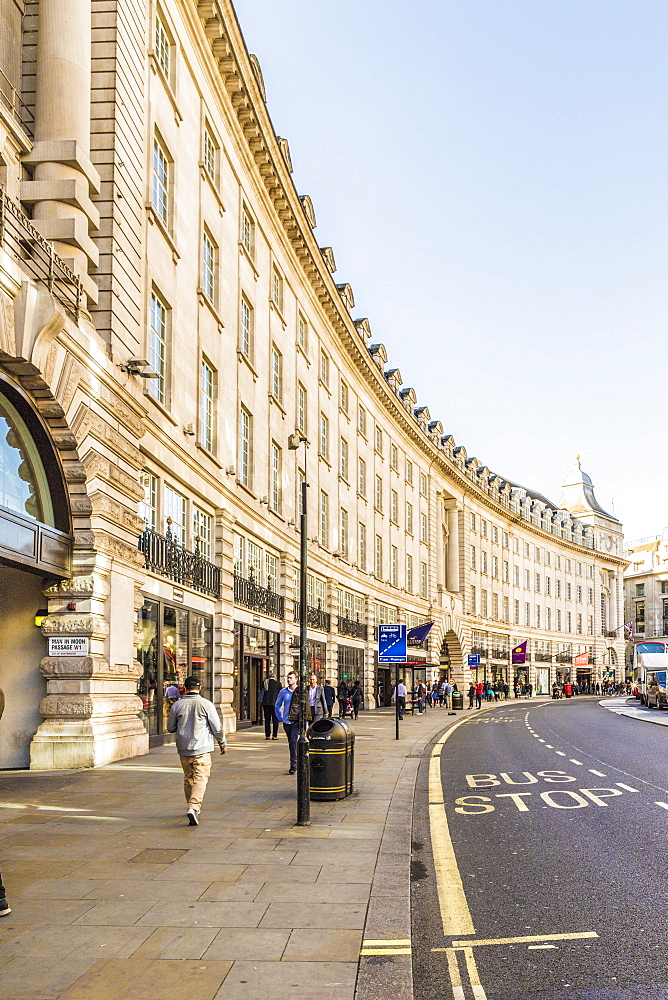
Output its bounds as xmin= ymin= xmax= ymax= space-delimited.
xmin=288 ymin=431 xmax=310 ymax=826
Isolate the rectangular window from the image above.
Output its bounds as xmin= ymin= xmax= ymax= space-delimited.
xmin=406 ymin=502 xmax=413 ymax=535
xmin=240 ymin=296 xmax=253 ymax=358
xmin=340 ymin=508 xmax=348 ymax=559
xmin=566 ymin=611 xmax=572 ymax=633
xmin=565 ymin=559 xmax=571 ymax=573
xmin=524 ymin=542 xmax=530 ymax=557
xmin=535 ymin=546 xmax=541 ymax=562
xmin=420 ymin=561 xmax=428 ymax=599
xmin=200 ymin=359 xmax=214 ymax=452
xmin=391 ymin=489 xmax=399 ymax=523
xmin=513 ymin=538 xmax=519 ymax=554
xmin=358 ymin=522 xmax=367 ymax=570
xmin=503 ymin=560 xmax=509 ymax=583
xmin=193 ymin=507 xmax=212 ymax=560
xmin=636 ymin=583 xmax=645 ymax=597
xmin=536 ymin=605 xmax=541 ymax=629
xmin=576 ymin=561 xmax=582 ymax=575
xmin=340 ymin=438 xmax=349 ymax=480
xmin=588 ymin=614 xmax=593 ymax=635
xmin=375 ymin=535 xmax=383 ymax=578
xmin=358 ymin=458 xmax=366 ymax=497
xmin=503 ymin=596 xmax=509 ymax=623
xmin=420 ymin=512 xmax=428 ymax=544
xmin=556 ymin=579 xmax=561 ymax=598
xmin=492 ymin=555 xmax=498 ymax=578
xmin=375 ymin=425 xmax=383 ymax=455
xmin=241 ymin=204 xmax=254 ymax=258
xmin=545 ymin=576 xmax=551 ymax=596
xmin=481 ymin=519 xmax=487 ymax=538
xmin=556 ymin=555 xmax=561 ymax=570
xmin=340 ymin=380 xmax=349 ymax=413
xmin=492 ymin=525 xmax=498 ymax=544
xmin=525 ymin=602 xmax=531 ymax=628
xmin=576 ymin=585 xmax=582 ymax=602
xmin=272 ymin=266 xmax=283 ymax=312
xmin=375 ymin=475 xmax=383 ymax=512
xmin=152 ymin=136 xmax=169 ymax=225
xmin=556 ymin=609 xmax=562 ymax=630
xmin=203 ymin=126 xmax=217 ymax=183
xmin=248 ymin=541 xmax=263 ymax=584
xmin=297 ymin=383 xmax=307 ymax=434
xmin=576 ymin=613 xmax=583 ymax=635
xmin=149 ymin=291 xmax=167 ymax=403
xmin=471 ymin=586 xmax=477 ymax=615
xmin=545 ymin=551 xmax=551 ymax=566
xmin=155 ymin=13 xmax=171 ymax=78
xmin=319 ymin=491 xmax=328 ymax=547
xmin=358 ymin=405 xmax=367 ymax=436
xmin=164 ymin=484 xmax=186 ymax=543
xmin=514 ymin=599 xmax=520 ymax=625
xmin=524 ymin=569 xmax=530 ymax=589
xmin=201 ymin=230 xmax=216 ymax=302
xmin=406 ymin=554 xmax=413 ymax=593
xmin=535 ymin=573 xmax=541 ymax=593
xmin=270 ymin=442 xmax=281 ymax=512
xmin=266 ymin=552 xmax=278 ymax=592
xmin=420 ymin=471 xmax=427 ymax=496
xmin=481 ymin=551 xmax=487 ymax=574
xmin=319 ymin=414 xmax=329 ymax=460
xmin=588 ymin=587 xmax=593 ymax=604
xmin=391 ymin=545 xmax=398 ymax=586
xmin=233 ymin=532 xmax=245 ymax=575
xmin=481 ymin=590 xmax=488 ymax=617
xmin=470 ymin=513 xmax=476 ymax=531
xmin=295 ymin=315 xmax=308 ymax=355
xmin=320 ymin=350 xmax=330 ymax=386
xmin=405 ymin=458 xmax=413 ymax=485
xmin=470 ymin=545 xmax=476 ymax=570
xmin=566 ymin=582 xmax=572 ymax=600
xmin=514 ymin=565 xmax=520 ymax=586
xmin=138 ymin=471 xmax=157 ymax=529
xmin=390 ymin=443 xmax=398 ymax=471
xmin=546 ymin=607 xmax=551 ymax=630
xmin=503 ymin=531 xmax=509 ymax=548
xmin=270 ymin=345 xmax=282 ymax=401
xmin=239 ymin=406 xmax=252 ymax=488
xmin=492 ymin=593 xmax=498 ymax=619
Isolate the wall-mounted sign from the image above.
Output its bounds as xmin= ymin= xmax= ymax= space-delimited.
xmin=468 ymin=654 xmax=481 ymax=667
xmin=48 ymin=637 xmax=89 ymax=656
xmin=173 ymin=589 xmax=184 ymax=603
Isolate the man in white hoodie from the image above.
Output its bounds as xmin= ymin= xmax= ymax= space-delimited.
xmin=167 ymin=675 xmax=226 ymax=825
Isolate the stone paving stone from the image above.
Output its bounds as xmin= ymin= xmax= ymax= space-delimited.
xmin=197 ymin=881 xmax=264 ymax=901
xmin=235 ymin=864 xmax=321 ymax=884
xmin=256 ymin=881 xmax=370 ymax=904
xmin=81 ymin=879 xmax=214 ymax=901
xmin=213 ymin=960 xmax=357 ymax=1000
xmin=152 ymin=863 xmax=247 ymax=882
xmin=129 ymin=926 xmax=219 ymax=959
xmin=201 ymin=926 xmax=290 ymax=961
xmin=59 ymin=957 xmax=233 ymax=1000
xmin=13 ymin=878 xmax=109 ymax=899
xmin=2 ymin=925 xmax=155 ymax=960
xmin=283 ymin=927 xmax=363 ymax=962
xmin=128 ymin=848 xmax=189 ymax=864
xmin=259 ymin=902 xmax=366 ymax=929
xmin=71 ymin=899 xmax=157 ymax=925
xmin=68 ymin=861 xmax=170 ymax=879
xmin=1 ymin=899 xmax=98 ymax=924
xmin=0 ymin=955 xmax=97 ymax=1000
xmin=316 ymin=864 xmax=375 ymax=883
xmin=136 ymin=900 xmax=268 ymax=927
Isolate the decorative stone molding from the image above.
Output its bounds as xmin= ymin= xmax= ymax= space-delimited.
xmin=42 ymin=614 xmax=109 ymax=639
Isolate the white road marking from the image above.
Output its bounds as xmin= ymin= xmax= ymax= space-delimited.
xmin=555 ymin=751 xmax=566 ymax=756
xmin=569 ymin=759 xmax=583 ymax=765
xmin=545 ymin=744 xmax=554 ymax=748
xmin=616 ymin=783 xmax=638 ymax=793
xmin=655 ymin=802 xmax=668 ymax=811
xmin=589 ymin=769 xmax=606 ymax=777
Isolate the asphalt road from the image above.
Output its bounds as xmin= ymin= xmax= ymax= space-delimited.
xmin=411 ymin=696 xmax=668 ymax=1000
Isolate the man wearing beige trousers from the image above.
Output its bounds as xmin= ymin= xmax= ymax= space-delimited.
xmin=167 ymin=675 xmax=227 ymax=825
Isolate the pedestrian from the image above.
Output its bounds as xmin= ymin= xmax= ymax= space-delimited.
xmin=275 ymin=669 xmax=300 ymax=774
xmin=0 ymin=872 xmax=10 ymax=916
xmin=259 ymin=670 xmax=280 ymax=740
xmin=476 ymin=681 xmax=483 ymax=709
xmin=392 ymin=678 xmax=407 ymax=719
xmin=167 ymin=675 xmax=227 ymax=826
xmin=351 ymin=679 xmax=363 ymax=720
xmin=165 ymin=682 xmax=181 ymax=705
xmin=467 ymin=683 xmax=475 ymax=709
xmin=443 ymin=679 xmax=453 ymax=711
xmin=337 ymin=679 xmax=348 ymax=718
xmin=307 ymin=672 xmax=328 ymax=724
xmin=323 ymin=678 xmax=336 ymax=717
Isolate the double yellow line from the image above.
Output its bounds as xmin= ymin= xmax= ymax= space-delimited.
xmin=360 ymin=938 xmax=411 ymax=956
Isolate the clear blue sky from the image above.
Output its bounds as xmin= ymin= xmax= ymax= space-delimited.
xmin=234 ymin=0 xmax=668 ymax=542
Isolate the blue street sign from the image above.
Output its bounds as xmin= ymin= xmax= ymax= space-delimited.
xmin=378 ymin=624 xmax=407 ymax=663
xmin=468 ymin=654 xmax=481 ymax=667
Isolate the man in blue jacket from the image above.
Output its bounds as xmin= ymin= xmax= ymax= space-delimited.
xmin=275 ymin=669 xmax=300 ymax=774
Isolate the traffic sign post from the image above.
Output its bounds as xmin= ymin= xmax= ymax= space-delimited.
xmin=468 ymin=654 xmax=480 ymax=669
xmin=378 ymin=626 xmax=407 ymax=740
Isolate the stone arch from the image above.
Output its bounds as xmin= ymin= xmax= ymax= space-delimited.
xmin=438 ymin=626 xmax=466 ymax=685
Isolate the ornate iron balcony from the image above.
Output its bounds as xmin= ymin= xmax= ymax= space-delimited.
xmin=293 ymin=602 xmax=330 ymax=632
xmin=0 ymin=188 xmax=83 ymax=320
xmin=339 ymin=616 xmax=367 ymax=639
xmin=535 ymin=652 xmax=552 ymax=662
xmin=471 ymin=644 xmax=487 ymax=657
xmin=234 ymin=573 xmax=284 ymax=619
xmin=556 ymin=653 xmax=573 ymax=663
xmin=138 ymin=527 xmax=221 ymax=598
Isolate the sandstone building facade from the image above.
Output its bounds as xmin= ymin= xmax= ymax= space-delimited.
xmin=0 ymin=0 xmax=628 ymax=768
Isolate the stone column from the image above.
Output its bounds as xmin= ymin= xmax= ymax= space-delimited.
xmin=22 ymin=0 xmax=100 ymax=301
xmin=445 ymin=502 xmax=460 ymax=593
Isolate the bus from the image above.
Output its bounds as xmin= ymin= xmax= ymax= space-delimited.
xmin=632 ymin=639 xmax=668 ymax=705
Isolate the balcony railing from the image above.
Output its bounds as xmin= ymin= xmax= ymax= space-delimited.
xmin=490 ymin=648 xmax=508 ymax=659
xmin=535 ymin=652 xmax=552 ymax=662
xmin=234 ymin=573 xmax=284 ymax=619
xmin=293 ymin=602 xmax=330 ymax=632
xmin=0 ymin=188 xmax=83 ymax=321
xmin=339 ymin=616 xmax=367 ymax=639
xmin=556 ymin=653 xmax=573 ymax=663
xmin=0 ymin=68 xmax=34 ymax=137
xmin=139 ymin=527 xmax=221 ymax=598
xmin=471 ymin=644 xmax=487 ymax=657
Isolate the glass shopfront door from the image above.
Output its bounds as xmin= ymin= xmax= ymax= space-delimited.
xmin=137 ymin=598 xmax=213 ymax=743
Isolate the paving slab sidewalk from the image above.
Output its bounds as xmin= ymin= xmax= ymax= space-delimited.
xmin=0 ymin=702 xmax=497 ymax=1000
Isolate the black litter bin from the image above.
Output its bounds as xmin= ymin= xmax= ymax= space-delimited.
xmin=452 ymin=691 xmax=463 ymax=711
xmin=307 ymin=718 xmax=354 ymax=800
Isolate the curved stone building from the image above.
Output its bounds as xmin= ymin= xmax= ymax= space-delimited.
xmin=0 ymin=0 xmax=627 ymax=767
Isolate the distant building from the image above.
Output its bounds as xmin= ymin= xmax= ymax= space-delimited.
xmin=624 ymin=533 xmax=668 ymax=642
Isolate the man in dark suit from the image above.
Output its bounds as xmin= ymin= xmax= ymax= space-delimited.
xmin=259 ymin=671 xmax=280 ymax=739
xmin=323 ymin=678 xmax=336 ymax=718
xmin=307 ymin=672 xmax=328 ymax=724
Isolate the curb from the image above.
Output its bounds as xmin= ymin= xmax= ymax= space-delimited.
xmin=600 ymin=696 xmax=668 ymax=729
xmin=355 ymin=702 xmax=501 ymax=1000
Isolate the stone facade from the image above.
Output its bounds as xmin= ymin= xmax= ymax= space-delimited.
xmin=0 ymin=0 xmax=628 ymax=768
xmin=624 ymin=532 xmax=668 ymax=643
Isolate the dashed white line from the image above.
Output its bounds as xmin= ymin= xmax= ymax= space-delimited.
xmin=589 ymin=769 xmax=606 ymax=777
xmin=545 ymin=745 xmax=554 ymax=748
xmin=655 ymin=802 xmax=668 ymax=812
xmin=616 ymin=783 xmax=638 ymax=793
xmin=538 ymin=739 xmax=545 ymax=743
xmin=555 ymin=751 xmax=566 ymax=756
xmin=570 ymin=759 xmax=583 ymax=765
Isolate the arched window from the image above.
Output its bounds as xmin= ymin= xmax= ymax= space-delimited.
xmin=0 ymin=392 xmax=54 ymax=526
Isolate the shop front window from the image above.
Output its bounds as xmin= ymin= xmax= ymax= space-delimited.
xmin=137 ymin=600 xmax=159 ymax=735
xmin=191 ymin=613 xmax=212 ymax=701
